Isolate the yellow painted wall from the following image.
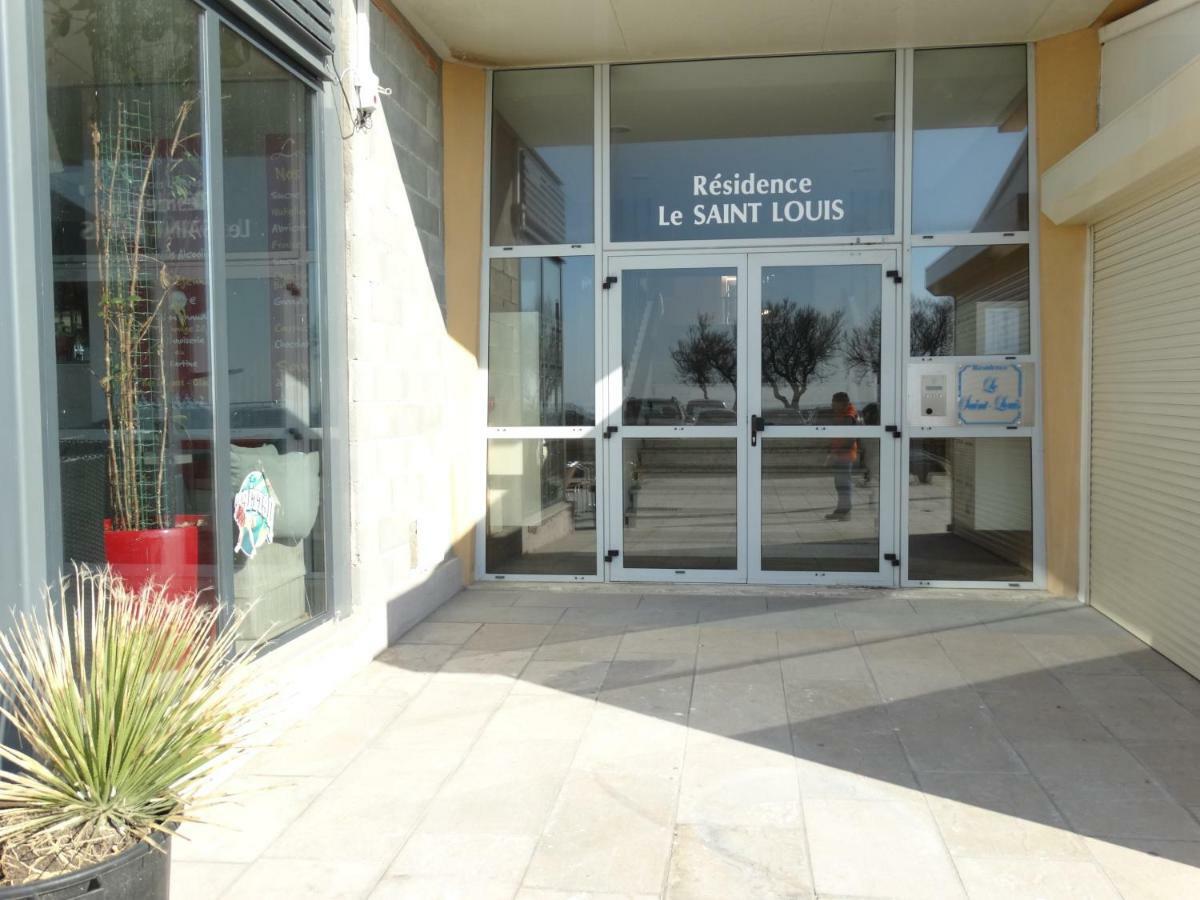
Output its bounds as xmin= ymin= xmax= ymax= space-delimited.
xmin=443 ymin=63 xmax=487 ymax=582
xmin=1035 ymin=28 xmax=1100 ymax=597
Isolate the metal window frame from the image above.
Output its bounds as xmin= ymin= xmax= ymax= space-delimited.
xmin=897 ymin=44 xmax=1044 ymax=590
xmin=24 ymin=0 xmax=347 ymax=645
xmin=476 ymin=44 xmax=1045 ymax=591
xmin=476 ymin=66 xmax=606 ymax=583
xmin=1 ymin=1 xmax=54 ymax=627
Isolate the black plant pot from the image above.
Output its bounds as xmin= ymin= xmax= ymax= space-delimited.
xmin=0 ymin=834 xmax=169 ymax=900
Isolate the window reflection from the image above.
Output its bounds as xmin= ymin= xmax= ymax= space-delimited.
xmin=910 ymin=245 xmax=1030 ymax=356
xmin=488 ymin=257 xmax=594 ymax=426
xmin=486 ymin=439 xmax=596 ymax=575
xmin=45 ymin=0 xmax=216 ymax=598
xmin=490 ymin=68 xmax=593 ymax=246
xmin=761 ymin=438 xmax=880 ymax=571
xmin=913 ymin=46 xmax=1029 ymax=235
xmin=622 ymin=269 xmax=739 ymax=425
xmin=759 ymin=266 xmax=881 ymax=424
xmin=908 ymin=438 xmax=1033 ymax=582
xmin=221 ymin=27 xmax=327 ymax=646
xmin=622 ymin=439 xmax=737 ymax=570
xmin=610 ymin=53 xmax=896 ymax=242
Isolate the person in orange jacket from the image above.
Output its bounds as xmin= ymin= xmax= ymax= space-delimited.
xmin=825 ymin=392 xmax=859 ymax=520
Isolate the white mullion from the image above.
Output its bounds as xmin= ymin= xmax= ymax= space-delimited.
xmin=900 ymin=48 xmax=915 ymax=588
xmin=475 ymin=68 xmax=495 ymax=582
xmin=911 ymin=232 xmax=1031 ymax=246
xmin=1025 ymin=41 xmax=1047 ymax=591
xmin=891 ymin=49 xmax=905 ymax=242
xmin=486 ymin=244 xmax=596 ymax=259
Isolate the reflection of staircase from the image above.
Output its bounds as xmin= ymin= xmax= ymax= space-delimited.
xmin=631 ymin=438 xmax=854 ymax=474
xmin=633 ymin=439 xmax=735 ymax=474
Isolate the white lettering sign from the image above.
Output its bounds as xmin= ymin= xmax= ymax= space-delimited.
xmin=656 ymin=172 xmax=846 ymax=232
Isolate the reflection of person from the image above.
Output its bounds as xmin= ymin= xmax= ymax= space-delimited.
xmin=860 ymin=402 xmax=880 ymax=485
xmin=825 ymin=392 xmax=859 ymax=521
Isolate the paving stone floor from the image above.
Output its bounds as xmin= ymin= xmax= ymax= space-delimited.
xmin=172 ymin=586 xmax=1200 ymax=899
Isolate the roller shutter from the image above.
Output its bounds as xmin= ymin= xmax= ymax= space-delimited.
xmin=221 ymin=0 xmax=335 ymax=79
xmin=1089 ymin=168 xmax=1200 ymax=679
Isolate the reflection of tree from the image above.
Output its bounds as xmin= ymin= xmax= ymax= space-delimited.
xmin=761 ymin=300 xmax=844 ymax=410
xmin=671 ymin=313 xmax=736 ymax=399
xmin=845 ymin=310 xmax=881 ymax=383
xmin=911 ymin=298 xmax=954 ymax=356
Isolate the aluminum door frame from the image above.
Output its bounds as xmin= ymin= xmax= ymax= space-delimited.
xmin=603 ymin=253 xmax=750 ymax=583
xmin=747 ymin=249 xmax=902 ymax=587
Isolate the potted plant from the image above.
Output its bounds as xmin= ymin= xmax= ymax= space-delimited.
xmin=0 ymin=567 xmax=262 ymax=897
xmin=91 ymin=98 xmax=204 ymax=595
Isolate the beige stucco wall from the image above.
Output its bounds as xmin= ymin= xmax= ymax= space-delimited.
xmin=1035 ymin=27 xmax=1101 ymax=597
xmin=442 ymin=63 xmax=487 ymax=581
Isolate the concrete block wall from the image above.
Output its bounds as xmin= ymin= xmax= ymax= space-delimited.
xmin=370 ymin=1 xmax=445 ymax=310
xmin=333 ymin=0 xmax=478 ymax=629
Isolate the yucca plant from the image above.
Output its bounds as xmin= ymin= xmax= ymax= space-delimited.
xmin=0 ymin=567 xmax=264 ymax=886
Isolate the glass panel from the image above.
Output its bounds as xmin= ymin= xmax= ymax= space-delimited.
xmin=221 ymin=28 xmax=328 ymax=645
xmin=908 ymin=438 xmax=1033 ymax=582
xmin=488 ymin=257 xmax=594 ymax=426
xmin=44 ymin=0 xmax=216 ymax=597
xmin=622 ymin=268 xmax=739 ymax=426
xmin=610 ymin=53 xmax=896 ymax=242
xmin=759 ymin=265 xmax=881 ymax=425
xmin=761 ymin=439 xmax=880 ymax=572
xmin=486 ymin=439 xmax=597 ymax=575
xmin=910 ymin=245 xmax=1030 ymax=356
xmin=622 ymin=439 xmax=737 ymax=570
xmin=913 ymin=46 xmax=1029 ymax=235
xmin=490 ymin=68 xmax=593 ymax=246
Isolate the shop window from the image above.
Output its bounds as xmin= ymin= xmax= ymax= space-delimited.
xmin=220 ymin=26 xmax=328 ymax=646
xmin=42 ymin=2 xmax=329 ymax=648
xmin=908 ymin=437 xmax=1033 ymax=582
xmin=912 ymin=46 xmax=1029 ymax=235
xmin=490 ymin=68 xmax=594 ymax=246
xmin=909 ymin=245 xmax=1030 ymax=356
xmin=609 ymin=53 xmax=896 ymax=242
xmin=487 ymin=256 xmax=595 ymax=427
xmin=44 ymin=0 xmax=217 ymax=598
xmin=486 ymin=439 xmax=597 ymax=575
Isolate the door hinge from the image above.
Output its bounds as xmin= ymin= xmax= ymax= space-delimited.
xmin=885 ymin=424 xmax=902 ymax=438
xmin=886 ymin=269 xmax=902 ymax=284
xmin=602 ymin=276 xmax=618 ymax=290
xmin=604 ymin=549 xmax=620 ymax=562
xmin=884 ymin=553 xmax=901 ymax=567
xmin=603 ymin=425 xmax=618 ymax=439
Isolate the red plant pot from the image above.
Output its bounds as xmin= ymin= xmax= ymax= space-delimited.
xmin=104 ymin=515 xmax=204 ymax=597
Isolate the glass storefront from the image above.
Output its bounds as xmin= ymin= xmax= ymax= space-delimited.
xmin=482 ymin=46 xmax=1041 ymax=587
xmin=42 ymin=0 xmax=332 ymax=643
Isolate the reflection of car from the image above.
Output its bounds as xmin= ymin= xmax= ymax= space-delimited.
xmin=694 ymin=407 xmax=737 ymax=424
xmin=624 ymin=397 xmax=684 ymax=424
xmin=685 ymin=399 xmax=727 ymax=423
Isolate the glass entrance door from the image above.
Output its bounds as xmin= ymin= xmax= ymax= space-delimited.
xmin=605 ymin=256 xmax=748 ymax=582
xmin=748 ymin=252 xmax=899 ymax=584
xmin=603 ymin=251 xmax=900 ymax=585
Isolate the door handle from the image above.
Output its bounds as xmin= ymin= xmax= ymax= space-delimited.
xmin=750 ymin=414 xmax=765 ymax=447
